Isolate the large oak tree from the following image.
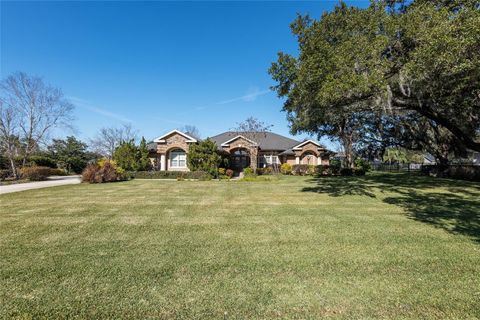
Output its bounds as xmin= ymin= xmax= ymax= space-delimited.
xmin=269 ymin=0 xmax=480 ymax=163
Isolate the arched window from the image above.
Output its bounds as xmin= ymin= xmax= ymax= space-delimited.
xmin=170 ymin=149 xmax=186 ymax=168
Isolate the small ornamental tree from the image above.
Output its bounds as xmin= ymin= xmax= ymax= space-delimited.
xmin=187 ymin=139 xmax=221 ymax=177
xmin=113 ymin=139 xmax=138 ymax=171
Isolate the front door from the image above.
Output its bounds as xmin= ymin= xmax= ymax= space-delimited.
xmin=231 ymin=149 xmax=250 ymax=171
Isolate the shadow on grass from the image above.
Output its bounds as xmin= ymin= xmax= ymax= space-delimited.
xmin=302 ymin=173 xmax=480 ymax=242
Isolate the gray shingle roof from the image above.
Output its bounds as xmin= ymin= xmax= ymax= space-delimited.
xmin=208 ymin=131 xmax=302 ymax=151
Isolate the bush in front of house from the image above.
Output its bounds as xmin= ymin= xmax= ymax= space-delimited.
xmin=243 ymin=167 xmax=254 ymax=177
xmin=82 ymin=160 xmax=126 ymax=183
xmin=129 ymin=170 xmax=212 ymax=180
xmin=19 ymin=166 xmax=66 ymax=181
xmin=280 ymin=163 xmax=292 ymax=175
xmin=225 ymin=169 xmax=234 ymax=178
xmin=292 ymin=164 xmax=309 ymax=175
xmin=339 ymin=168 xmax=354 ymax=176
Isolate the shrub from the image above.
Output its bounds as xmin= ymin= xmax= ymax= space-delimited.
xmin=307 ymin=165 xmax=317 ymax=175
xmin=421 ymin=165 xmax=480 ymax=181
xmin=218 ymin=168 xmax=226 ymax=176
xmin=0 ymin=169 xmax=11 ymax=181
xmin=280 ymin=163 xmax=292 ymax=175
xmin=128 ymin=170 xmax=212 ymax=180
xmin=292 ymin=164 xmax=309 ymax=176
xmin=259 ymin=167 xmax=273 ymax=175
xmin=82 ymin=160 xmax=126 ymax=183
xmin=354 ymin=159 xmax=371 ymax=173
xmin=243 ymin=167 xmax=254 ymax=176
xmin=353 ymin=168 xmax=367 ymax=176
xmin=19 ymin=166 xmax=64 ymax=181
xmin=339 ymin=168 xmax=354 ymax=176
xmin=225 ymin=169 xmax=234 ymax=178
xmin=28 ymin=155 xmax=57 ymax=168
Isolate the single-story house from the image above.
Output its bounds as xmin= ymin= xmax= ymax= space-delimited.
xmin=147 ymin=129 xmax=331 ymax=171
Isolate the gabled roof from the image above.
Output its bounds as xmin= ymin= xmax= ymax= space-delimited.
xmin=292 ymin=139 xmax=324 ymax=150
xmin=220 ymin=135 xmax=258 ymax=147
xmin=153 ymin=129 xmax=198 ymax=143
xmin=209 ymin=131 xmax=301 ymax=151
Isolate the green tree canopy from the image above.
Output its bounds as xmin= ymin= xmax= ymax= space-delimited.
xmin=187 ymin=139 xmax=221 ymax=177
xmin=113 ymin=139 xmax=138 ymax=171
xmin=269 ymin=0 xmax=480 ymax=159
xmin=48 ymin=136 xmax=89 ymax=173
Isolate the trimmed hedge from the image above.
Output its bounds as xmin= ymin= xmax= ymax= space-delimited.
xmin=129 ymin=170 xmax=212 ymax=180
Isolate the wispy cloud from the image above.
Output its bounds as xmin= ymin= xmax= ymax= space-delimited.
xmin=67 ymin=96 xmax=134 ymax=123
xmin=216 ymin=87 xmax=270 ymax=105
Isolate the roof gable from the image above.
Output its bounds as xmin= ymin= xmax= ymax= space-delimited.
xmin=153 ymin=129 xmax=198 ymax=143
xmin=292 ymin=140 xmax=323 ymax=150
xmin=220 ymin=135 xmax=258 ymax=147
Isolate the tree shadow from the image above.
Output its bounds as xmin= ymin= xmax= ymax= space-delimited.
xmin=302 ymin=173 xmax=480 ymax=243
xmin=384 ymin=189 xmax=480 ymax=242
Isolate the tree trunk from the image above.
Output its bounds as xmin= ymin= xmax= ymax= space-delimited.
xmin=9 ymin=156 xmax=17 ymax=179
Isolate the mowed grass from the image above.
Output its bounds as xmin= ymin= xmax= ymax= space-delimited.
xmin=1 ymin=173 xmax=479 ymax=319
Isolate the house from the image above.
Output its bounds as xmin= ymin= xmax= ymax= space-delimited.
xmin=147 ymin=129 xmax=330 ymax=171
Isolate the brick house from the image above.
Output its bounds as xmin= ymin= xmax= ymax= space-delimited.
xmin=147 ymin=129 xmax=330 ymax=171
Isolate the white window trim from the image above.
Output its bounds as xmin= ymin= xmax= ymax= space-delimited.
xmin=170 ymin=150 xmax=187 ymax=168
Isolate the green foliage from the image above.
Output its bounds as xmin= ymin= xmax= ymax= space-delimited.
xmin=48 ymin=136 xmax=90 ymax=173
xmin=280 ymin=163 xmax=292 ymax=175
xmin=112 ymin=137 xmax=151 ymax=172
xmin=137 ymin=137 xmax=150 ymax=171
xmin=354 ymin=159 xmax=372 ymax=175
xmin=243 ymin=167 xmax=254 ymax=177
xmin=187 ymin=139 xmax=221 ymax=177
xmin=129 ymin=170 xmax=211 ymax=180
xmin=113 ymin=140 xmax=138 ymax=171
xmin=27 ymin=155 xmax=57 ymax=168
xmin=269 ymin=0 xmax=480 ymax=157
xmin=383 ymin=148 xmax=408 ymax=164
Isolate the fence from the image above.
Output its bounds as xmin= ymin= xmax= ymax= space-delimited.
xmin=370 ymin=163 xmax=422 ymax=172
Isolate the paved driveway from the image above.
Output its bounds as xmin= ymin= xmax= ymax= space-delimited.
xmin=0 ymin=175 xmax=82 ymax=195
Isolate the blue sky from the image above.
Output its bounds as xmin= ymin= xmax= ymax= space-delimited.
xmin=1 ymin=1 xmax=368 ymax=149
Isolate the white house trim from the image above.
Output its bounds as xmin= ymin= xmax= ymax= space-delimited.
xmin=292 ymin=139 xmax=323 ymax=150
xmin=153 ymin=129 xmax=198 ymax=143
xmin=220 ymin=135 xmax=258 ymax=147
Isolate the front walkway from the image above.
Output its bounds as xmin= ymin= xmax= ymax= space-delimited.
xmin=0 ymin=175 xmax=81 ymax=195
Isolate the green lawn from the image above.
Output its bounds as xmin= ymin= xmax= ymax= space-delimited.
xmin=1 ymin=173 xmax=479 ymax=319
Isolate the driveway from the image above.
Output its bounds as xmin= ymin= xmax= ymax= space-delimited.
xmin=0 ymin=175 xmax=82 ymax=195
